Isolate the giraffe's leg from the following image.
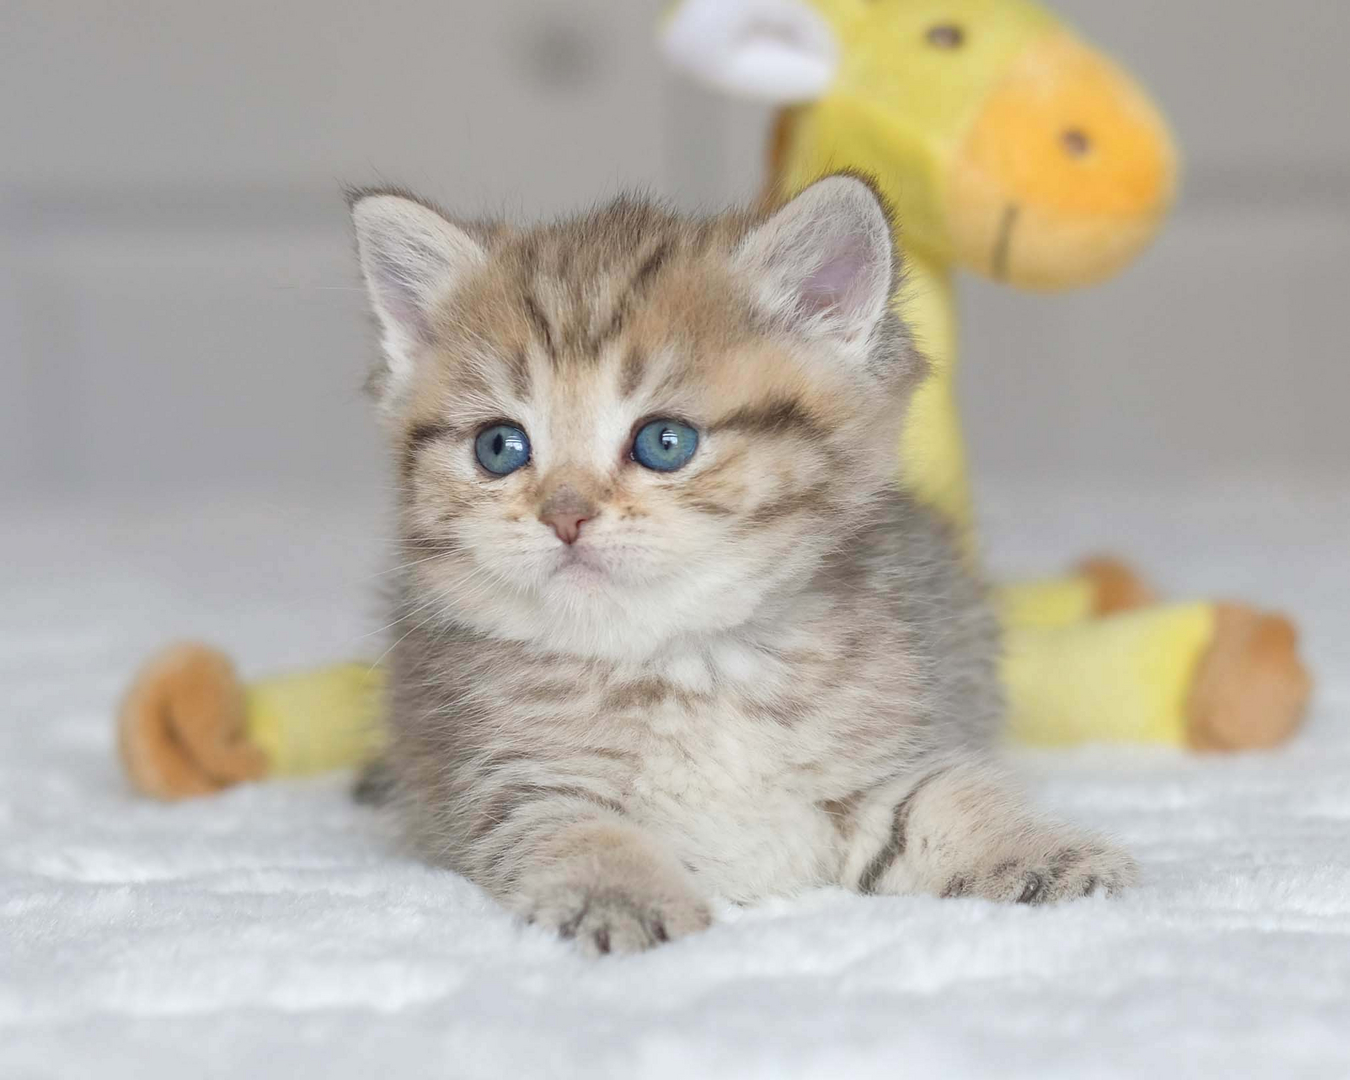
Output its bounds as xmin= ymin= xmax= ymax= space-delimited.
xmin=1002 ymin=601 xmax=1310 ymax=750
xmin=244 ymin=662 xmax=386 ymax=776
xmin=994 ymin=556 xmax=1156 ymax=629
xmin=117 ymin=646 xmax=387 ymax=800
xmin=1076 ymin=556 xmax=1158 ymax=616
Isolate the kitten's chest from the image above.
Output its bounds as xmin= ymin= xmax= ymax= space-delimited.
xmin=619 ymin=639 xmax=879 ymax=900
xmin=632 ymin=708 xmax=841 ymax=900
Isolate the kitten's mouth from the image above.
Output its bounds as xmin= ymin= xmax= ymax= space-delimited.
xmin=553 ymin=546 xmax=610 ymax=582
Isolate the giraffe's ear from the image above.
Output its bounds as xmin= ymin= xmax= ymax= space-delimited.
xmin=658 ymin=0 xmax=838 ymax=104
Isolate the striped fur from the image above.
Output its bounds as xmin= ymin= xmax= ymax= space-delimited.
xmin=352 ymin=179 xmax=1136 ymax=955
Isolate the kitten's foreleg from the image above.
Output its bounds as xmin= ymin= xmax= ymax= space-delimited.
xmin=844 ymin=761 xmax=1137 ymax=903
xmin=476 ymin=794 xmax=711 ymax=955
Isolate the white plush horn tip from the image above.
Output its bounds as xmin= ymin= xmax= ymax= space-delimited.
xmin=659 ymin=0 xmax=838 ymax=105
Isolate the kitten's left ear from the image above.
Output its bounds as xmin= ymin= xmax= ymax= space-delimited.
xmin=350 ymin=191 xmax=486 ymax=398
xmin=734 ymin=175 xmax=896 ymax=359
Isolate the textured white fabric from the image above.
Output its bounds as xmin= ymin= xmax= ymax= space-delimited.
xmin=3 ymin=480 xmax=1348 ymax=1079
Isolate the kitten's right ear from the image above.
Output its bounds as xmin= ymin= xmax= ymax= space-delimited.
xmin=349 ymin=192 xmax=486 ymax=397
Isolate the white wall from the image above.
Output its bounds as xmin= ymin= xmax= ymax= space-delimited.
xmin=3 ymin=0 xmax=1348 ymax=499
xmin=2 ymin=0 xmax=683 ymax=495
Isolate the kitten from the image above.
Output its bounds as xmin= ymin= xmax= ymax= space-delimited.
xmin=349 ymin=175 xmax=1136 ymax=955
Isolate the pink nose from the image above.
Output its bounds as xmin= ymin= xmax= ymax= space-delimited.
xmin=541 ymin=511 xmax=587 ymax=545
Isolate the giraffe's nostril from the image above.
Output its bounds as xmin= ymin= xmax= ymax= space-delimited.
xmin=1061 ymin=128 xmax=1092 ymax=158
xmin=925 ymin=23 xmax=965 ymax=49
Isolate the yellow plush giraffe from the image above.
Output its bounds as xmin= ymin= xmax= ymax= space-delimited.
xmin=116 ymin=0 xmax=1309 ymax=800
xmin=659 ymin=0 xmax=1309 ymax=749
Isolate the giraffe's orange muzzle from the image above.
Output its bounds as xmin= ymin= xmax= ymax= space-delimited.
xmin=946 ymin=32 xmax=1179 ymax=290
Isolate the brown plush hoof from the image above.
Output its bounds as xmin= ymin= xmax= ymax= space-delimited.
xmin=1077 ymin=555 xmax=1158 ymax=616
xmin=1187 ymin=605 xmax=1312 ymax=751
xmin=117 ymin=642 xmax=269 ymax=799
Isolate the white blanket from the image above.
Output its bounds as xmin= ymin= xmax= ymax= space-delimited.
xmin=3 ymin=480 xmax=1347 ymax=1079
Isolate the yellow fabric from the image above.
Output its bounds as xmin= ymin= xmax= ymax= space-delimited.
xmin=245 ymin=663 xmax=386 ymax=775
xmin=995 ymin=575 xmax=1096 ymax=629
xmin=894 ymin=250 xmax=975 ymax=542
xmin=1003 ymin=602 xmax=1215 ymax=747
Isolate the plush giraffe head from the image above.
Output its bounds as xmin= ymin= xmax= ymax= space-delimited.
xmin=661 ymin=0 xmax=1177 ymax=290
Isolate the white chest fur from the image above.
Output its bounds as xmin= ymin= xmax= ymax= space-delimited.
xmin=625 ymin=637 xmax=849 ymax=901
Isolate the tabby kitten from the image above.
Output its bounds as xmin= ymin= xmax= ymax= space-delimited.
xmin=350 ymin=175 xmax=1136 ymax=955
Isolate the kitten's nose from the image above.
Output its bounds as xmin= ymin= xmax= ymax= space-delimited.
xmin=538 ymin=476 xmax=598 ymax=545
xmin=541 ymin=511 xmax=587 ymax=545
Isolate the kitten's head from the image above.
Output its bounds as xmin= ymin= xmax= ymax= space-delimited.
xmin=352 ymin=175 xmax=926 ymax=659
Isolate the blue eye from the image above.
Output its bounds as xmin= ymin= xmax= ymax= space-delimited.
xmin=475 ymin=424 xmax=531 ymax=475
xmin=632 ymin=419 xmax=699 ymax=472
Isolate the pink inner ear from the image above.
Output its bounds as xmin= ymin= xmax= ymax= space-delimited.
xmin=797 ymin=237 xmax=869 ymax=320
xmin=370 ymin=239 xmax=446 ymax=343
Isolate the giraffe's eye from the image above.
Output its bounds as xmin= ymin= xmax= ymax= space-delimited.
xmin=926 ymin=24 xmax=965 ymax=49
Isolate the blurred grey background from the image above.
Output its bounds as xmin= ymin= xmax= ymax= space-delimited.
xmin=3 ymin=0 xmax=1348 ymax=507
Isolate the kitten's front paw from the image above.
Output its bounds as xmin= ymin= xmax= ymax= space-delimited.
xmin=950 ymin=835 xmax=1138 ymax=905
xmin=516 ymin=878 xmax=712 ymax=956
